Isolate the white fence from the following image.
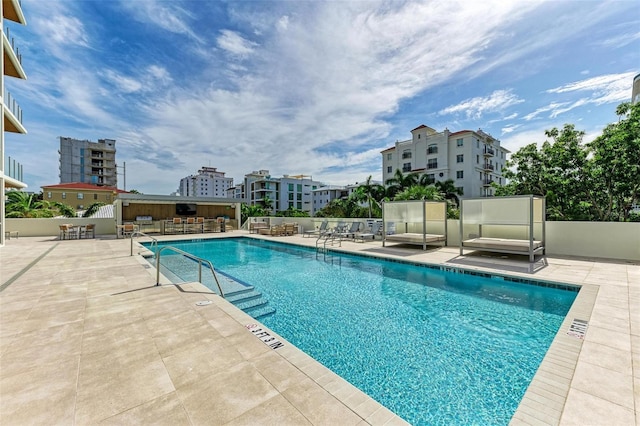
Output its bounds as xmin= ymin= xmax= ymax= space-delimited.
xmin=6 ymin=217 xmax=639 ymax=261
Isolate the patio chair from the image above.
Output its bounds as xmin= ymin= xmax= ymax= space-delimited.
xmin=185 ymin=217 xmax=197 ymax=233
xmin=122 ymin=223 xmax=136 ymax=238
xmin=59 ymin=224 xmax=77 ymax=240
xmin=283 ymin=223 xmax=297 ymax=236
xmin=303 ymin=220 xmax=328 ymax=238
xmin=354 ymin=222 xmax=381 ymax=242
xmin=80 ymin=223 xmax=96 ymax=239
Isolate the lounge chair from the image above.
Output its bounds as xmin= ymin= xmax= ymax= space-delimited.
xmin=303 ymin=220 xmax=328 ymax=238
xmin=283 ymin=223 xmax=297 ymax=236
xmin=354 ymin=222 xmax=381 ymax=242
xmin=336 ymin=222 xmax=362 ymax=240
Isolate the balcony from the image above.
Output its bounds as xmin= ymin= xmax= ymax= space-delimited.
xmin=3 ymin=0 xmax=27 ymax=25
xmin=4 ymin=155 xmax=25 ymax=188
xmin=3 ymin=90 xmax=25 ymax=133
xmin=483 ymin=163 xmax=494 ymax=171
xmin=482 ymin=178 xmax=494 ymax=186
xmin=483 ymin=146 xmax=495 ymax=157
xmin=3 ymin=27 xmax=26 ymax=79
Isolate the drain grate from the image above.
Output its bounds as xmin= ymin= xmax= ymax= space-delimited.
xmin=567 ymin=318 xmax=588 ymax=339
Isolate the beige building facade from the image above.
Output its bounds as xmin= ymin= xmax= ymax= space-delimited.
xmin=41 ymin=182 xmax=126 ymax=210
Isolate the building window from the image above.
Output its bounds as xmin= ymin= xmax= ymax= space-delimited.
xmin=297 ymin=194 xmax=302 ymax=200
xmin=477 ymin=140 xmax=479 ymax=148
xmin=288 ymin=183 xmax=294 ymax=191
xmin=77 ymin=193 xmax=84 ymax=199
xmin=62 ymin=192 xmax=66 ymax=199
xmin=457 ymin=138 xmax=463 ymax=147
xmin=427 ymin=158 xmax=438 ymax=169
xmin=457 ymin=154 xmax=464 ymax=163
xmin=47 ymin=192 xmax=52 ymax=199
xmin=387 ymin=153 xmax=392 ymax=160
xmin=387 ymin=166 xmax=392 ymax=173
xmin=427 ymin=173 xmax=435 ymax=181
xmin=402 ymin=163 xmax=411 ymax=172
xmin=427 ymin=144 xmax=438 ymax=155
xmin=456 ymin=186 xmax=464 ymax=194
xmin=456 ymin=171 xmax=464 ymax=179
xmin=297 ymin=184 xmax=302 ymax=192
xmin=477 ymin=155 xmax=479 ymax=164
xmin=288 ymin=193 xmax=294 ymax=200
xmin=402 ymin=150 xmax=412 ymax=159
xmin=417 ymin=134 xmax=421 ymax=139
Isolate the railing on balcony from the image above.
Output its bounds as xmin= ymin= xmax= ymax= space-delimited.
xmin=483 ymin=146 xmax=495 ymax=156
xmin=4 ymin=90 xmax=23 ymax=124
xmin=427 ymin=147 xmax=438 ymax=155
xmin=483 ymin=163 xmax=494 ymax=171
xmin=483 ymin=178 xmax=494 ymax=186
xmin=4 ymin=27 xmax=23 ymax=65
xmin=4 ymin=156 xmax=23 ymax=182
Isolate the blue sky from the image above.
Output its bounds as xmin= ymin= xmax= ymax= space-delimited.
xmin=5 ymin=0 xmax=639 ymax=194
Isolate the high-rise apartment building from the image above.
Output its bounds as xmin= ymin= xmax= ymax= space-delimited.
xmin=632 ymin=73 xmax=640 ymax=105
xmin=178 ymin=166 xmax=233 ymax=197
xmin=1 ymin=0 xmax=27 ymax=246
xmin=230 ymin=170 xmax=322 ymax=215
xmin=381 ymin=125 xmax=509 ymax=198
xmin=59 ymin=137 xmax=117 ymax=187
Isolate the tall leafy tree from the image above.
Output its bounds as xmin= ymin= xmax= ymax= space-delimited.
xmin=587 ymin=102 xmax=640 ymax=221
xmin=353 ymin=175 xmax=385 ymax=218
xmin=385 ymin=169 xmax=419 ymax=198
xmin=497 ymin=102 xmax=640 ymax=221
xmin=435 ymin=179 xmax=463 ymax=207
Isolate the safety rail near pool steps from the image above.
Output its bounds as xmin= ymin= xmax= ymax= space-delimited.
xmin=154 ymin=246 xmax=225 ymax=298
xmin=130 ymin=231 xmax=158 ymax=256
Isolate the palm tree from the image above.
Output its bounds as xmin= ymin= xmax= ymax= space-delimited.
xmin=393 ymin=185 xmax=443 ymax=201
xmin=5 ymin=191 xmax=54 ymax=218
xmin=435 ymin=179 xmax=463 ymax=207
xmin=385 ymin=169 xmax=419 ymax=198
xmin=353 ymin=175 xmax=385 ymax=218
xmin=418 ymin=173 xmax=435 ymax=186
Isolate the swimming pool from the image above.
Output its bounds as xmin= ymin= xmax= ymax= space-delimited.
xmin=148 ymin=237 xmax=577 ymax=425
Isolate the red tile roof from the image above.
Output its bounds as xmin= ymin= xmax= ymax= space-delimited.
xmin=411 ymin=124 xmax=428 ymax=132
xmin=41 ymin=182 xmax=129 ymax=193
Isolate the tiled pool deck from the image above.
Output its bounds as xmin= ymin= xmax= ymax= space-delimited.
xmin=0 ymin=233 xmax=638 ymax=425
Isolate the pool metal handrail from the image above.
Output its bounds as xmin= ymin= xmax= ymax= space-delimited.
xmin=155 ymin=245 xmax=225 ymax=298
xmin=130 ymin=230 xmax=158 ymax=256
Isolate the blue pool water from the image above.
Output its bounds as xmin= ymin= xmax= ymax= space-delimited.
xmin=148 ymin=237 xmax=577 ymax=425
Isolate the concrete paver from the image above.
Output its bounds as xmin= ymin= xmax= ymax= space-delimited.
xmin=1 ymin=233 xmax=638 ymax=425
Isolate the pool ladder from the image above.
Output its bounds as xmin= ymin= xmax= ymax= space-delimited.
xmin=154 ymin=246 xmax=225 ymax=297
xmin=315 ymin=232 xmax=342 ymax=252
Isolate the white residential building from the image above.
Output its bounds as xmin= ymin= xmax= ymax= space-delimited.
xmin=231 ymin=170 xmax=323 ymax=215
xmin=381 ymin=125 xmax=509 ymax=198
xmin=178 ymin=167 xmax=233 ymax=197
xmin=311 ymin=185 xmax=347 ymax=215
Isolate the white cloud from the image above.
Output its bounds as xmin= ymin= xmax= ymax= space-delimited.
xmin=217 ymin=30 xmax=258 ymax=57
xmin=546 ymin=72 xmax=636 ymax=104
xmin=119 ymin=0 xmax=203 ymax=43
xmin=277 ymin=15 xmax=290 ymax=31
xmin=439 ymin=90 xmax=525 ymax=120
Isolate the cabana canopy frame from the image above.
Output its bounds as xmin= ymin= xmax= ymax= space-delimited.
xmin=382 ymin=200 xmax=447 ymax=250
xmin=459 ymin=195 xmax=545 ymax=262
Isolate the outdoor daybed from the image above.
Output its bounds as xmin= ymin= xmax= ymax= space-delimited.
xmin=459 ymin=195 xmax=546 ymax=263
xmin=382 ymin=200 xmax=448 ymax=250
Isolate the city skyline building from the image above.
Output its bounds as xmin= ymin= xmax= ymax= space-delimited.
xmin=1 ymin=0 xmax=27 ymax=246
xmin=178 ymin=166 xmax=233 ymax=198
xmin=59 ymin=137 xmax=117 ymax=188
xmin=381 ymin=125 xmax=509 ymax=198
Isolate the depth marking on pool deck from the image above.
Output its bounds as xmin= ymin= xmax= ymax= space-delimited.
xmin=567 ymin=318 xmax=588 ymax=339
xmin=246 ymin=323 xmax=284 ymax=349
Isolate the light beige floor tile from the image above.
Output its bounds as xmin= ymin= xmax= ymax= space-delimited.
xmin=177 ymin=361 xmax=279 ymax=425
xmin=224 ymin=394 xmax=312 ymax=426
xmin=75 ymin=356 xmax=175 ymax=424
xmin=584 ymin=324 xmax=632 ymax=352
xmin=249 ymin=350 xmax=309 ymax=392
xmin=0 ymin=356 xmax=79 ymax=425
xmin=570 ymin=361 xmax=634 ymax=409
xmin=559 ymin=388 xmax=635 ymax=426
xmin=281 ymin=377 xmax=363 ymax=425
xmin=578 ymin=340 xmax=632 ymax=375
xmin=99 ymin=391 xmax=190 ymax=425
